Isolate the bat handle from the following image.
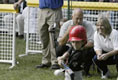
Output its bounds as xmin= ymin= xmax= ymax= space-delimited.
xmin=61 ymin=62 xmax=68 ymax=68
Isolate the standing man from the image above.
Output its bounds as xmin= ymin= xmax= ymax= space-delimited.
xmin=36 ymin=0 xmax=63 ymax=69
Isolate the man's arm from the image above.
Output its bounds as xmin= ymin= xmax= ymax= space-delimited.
xmin=58 ymin=26 xmax=72 ymax=46
xmin=14 ymin=0 xmax=24 ymax=10
xmin=83 ymin=21 xmax=95 ymax=49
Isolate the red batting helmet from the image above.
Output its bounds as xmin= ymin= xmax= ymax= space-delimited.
xmin=69 ymin=25 xmax=87 ymax=43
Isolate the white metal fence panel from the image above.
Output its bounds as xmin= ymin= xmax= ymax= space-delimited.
xmin=19 ymin=7 xmax=43 ymax=57
xmin=0 ymin=12 xmax=16 ymax=68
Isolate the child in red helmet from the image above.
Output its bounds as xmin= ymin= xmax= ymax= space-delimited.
xmin=57 ymin=25 xmax=87 ymax=80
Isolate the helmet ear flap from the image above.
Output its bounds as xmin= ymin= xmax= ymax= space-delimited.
xmin=68 ymin=25 xmax=87 ymax=43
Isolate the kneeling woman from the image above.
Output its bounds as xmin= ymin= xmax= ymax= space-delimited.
xmin=93 ymin=13 xmax=118 ymax=79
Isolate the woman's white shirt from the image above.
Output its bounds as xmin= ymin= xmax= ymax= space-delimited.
xmin=94 ymin=29 xmax=118 ymax=52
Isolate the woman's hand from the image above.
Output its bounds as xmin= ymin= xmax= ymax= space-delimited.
xmin=100 ymin=53 xmax=109 ymax=60
xmin=97 ymin=54 xmax=102 ymax=60
xmin=97 ymin=53 xmax=109 ymax=60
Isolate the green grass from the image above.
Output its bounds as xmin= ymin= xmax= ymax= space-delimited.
xmin=0 ymin=38 xmax=117 ymax=80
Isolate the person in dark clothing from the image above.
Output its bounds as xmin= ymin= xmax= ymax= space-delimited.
xmin=58 ymin=25 xmax=87 ymax=80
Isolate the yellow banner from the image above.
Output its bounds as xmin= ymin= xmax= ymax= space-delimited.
xmin=27 ymin=0 xmax=118 ymax=11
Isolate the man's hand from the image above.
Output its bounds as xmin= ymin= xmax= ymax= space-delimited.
xmin=58 ymin=25 xmax=73 ymax=46
xmin=13 ymin=0 xmax=23 ymax=10
xmin=14 ymin=2 xmax=19 ymax=10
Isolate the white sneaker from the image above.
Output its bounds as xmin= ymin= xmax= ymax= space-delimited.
xmin=54 ymin=69 xmax=65 ymax=76
xmin=101 ymin=71 xmax=111 ymax=79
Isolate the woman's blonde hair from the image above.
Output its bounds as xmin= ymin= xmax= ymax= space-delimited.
xmin=96 ymin=13 xmax=112 ymax=35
